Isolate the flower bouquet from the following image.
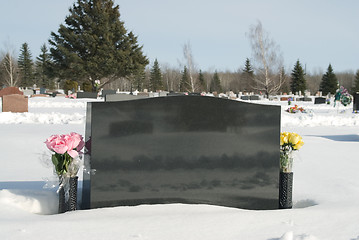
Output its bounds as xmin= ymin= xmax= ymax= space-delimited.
xmin=279 ymin=132 xmax=304 ymax=209
xmin=280 ymin=132 xmax=304 ymax=172
xmin=45 ymin=132 xmax=84 ymax=212
xmin=334 ymin=86 xmax=352 ymax=107
xmin=286 ymin=105 xmax=306 ymax=113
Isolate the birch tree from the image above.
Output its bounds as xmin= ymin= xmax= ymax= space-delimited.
xmin=1 ymin=51 xmax=20 ymax=87
xmin=182 ymin=41 xmax=198 ymax=92
xmin=246 ymin=20 xmax=284 ymax=97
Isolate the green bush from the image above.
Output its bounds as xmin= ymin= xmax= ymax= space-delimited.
xmin=82 ymin=81 xmax=92 ymax=92
xmin=63 ymin=80 xmax=78 ymax=94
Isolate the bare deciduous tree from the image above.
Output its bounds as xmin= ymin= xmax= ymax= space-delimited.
xmin=161 ymin=63 xmax=181 ymax=92
xmin=1 ymin=50 xmax=20 ymax=87
xmin=246 ymin=20 xmax=284 ymax=97
xmin=182 ymin=41 xmax=198 ymax=92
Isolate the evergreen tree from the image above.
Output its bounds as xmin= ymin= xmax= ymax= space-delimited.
xmin=18 ymin=43 xmax=34 ymax=87
xmin=35 ymin=44 xmax=54 ymax=89
xmin=242 ymin=58 xmax=254 ymax=91
xmin=212 ymin=71 xmax=222 ymax=93
xmin=149 ymin=59 xmax=163 ymax=92
xmin=180 ymin=66 xmax=190 ymax=92
xmin=133 ymin=68 xmax=146 ymax=91
xmin=48 ymin=0 xmax=149 ymax=92
xmin=353 ymin=70 xmax=359 ymax=94
xmin=290 ymin=60 xmax=307 ymax=94
xmin=243 ymin=58 xmax=254 ymax=75
xmin=198 ymin=69 xmax=205 ymax=92
xmin=320 ymin=64 xmax=338 ymax=95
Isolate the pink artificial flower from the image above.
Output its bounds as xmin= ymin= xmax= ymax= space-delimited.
xmin=50 ymin=135 xmax=68 ymax=155
xmin=45 ymin=132 xmax=84 ymax=158
xmin=44 ymin=135 xmax=57 ymax=151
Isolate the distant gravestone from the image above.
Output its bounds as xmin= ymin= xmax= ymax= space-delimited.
xmin=77 ymin=92 xmax=98 ymax=99
xmin=249 ymin=95 xmax=260 ymax=100
xmin=167 ymin=92 xmax=184 ymax=96
xmin=105 ymin=93 xmax=148 ymax=102
xmin=101 ymin=90 xmax=116 ymax=98
xmin=240 ymin=95 xmax=249 ymax=100
xmin=82 ymin=96 xmax=281 ymax=210
xmin=314 ymin=97 xmax=326 ymax=104
xmin=0 ymin=87 xmax=23 ymax=98
xmin=1 ymin=94 xmax=28 ymax=112
xmin=354 ymin=93 xmax=359 ymax=112
xmin=40 ymin=88 xmax=46 ymax=94
xmin=31 ymin=94 xmax=49 ymax=98
xmin=137 ymin=92 xmax=150 ymax=97
xmin=298 ymin=97 xmax=312 ymax=102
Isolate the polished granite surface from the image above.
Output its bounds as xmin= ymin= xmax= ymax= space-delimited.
xmin=82 ymin=96 xmax=280 ymax=210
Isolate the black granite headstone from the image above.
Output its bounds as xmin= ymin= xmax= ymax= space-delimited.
xmin=82 ymin=96 xmax=280 ymax=210
xmin=240 ymin=96 xmax=249 ymax=100
xmin=249 ymin=95 xmax=260 ymax=100
xmin=101 ymin=90 xmax=116 ymax=98
xmin=314 ymin=97 xmax=326 ymax=104
xmin=354 ymin=93 xmax=359 ymax=112
xmin=77 ymin=92 xmax=98 ymax=99
xmin=299 ymin=97 xmax=312 ymax=102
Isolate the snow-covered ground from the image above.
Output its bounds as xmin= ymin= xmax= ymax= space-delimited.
xmin=1 ymin=95 xmax=359 ymax=240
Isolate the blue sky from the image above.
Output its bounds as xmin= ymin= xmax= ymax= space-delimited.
xmin=1 ymin=0 xmax=358 ymax=73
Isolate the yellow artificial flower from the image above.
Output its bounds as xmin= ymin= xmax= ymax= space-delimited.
xmin=288 ymin=132 xmax=301 ymax=145
xmin=293 ymin=140 xmax=304 ymax=150
xmin=280 ymin=132 xmax=289 ymax=145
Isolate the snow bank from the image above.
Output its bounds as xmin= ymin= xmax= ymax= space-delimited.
xmin=0 ymin=189 xmax=57 ymax=215
xmin=1 ymin=97 xmax=358 ymax=127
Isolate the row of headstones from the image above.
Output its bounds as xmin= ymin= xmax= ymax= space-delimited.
xmin=0 ymin=87 xmax=68 ymax=113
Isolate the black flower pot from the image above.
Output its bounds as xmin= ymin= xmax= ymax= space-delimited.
xmin=58 ymin=176 xmax=78 ymax=213
xmin=279 ymin=172 xmax=293 ymax=209
xmin=58 ymin=186 xmax=67 ymax=213
xmin=68 ymin=176 xmax=78 ymax=211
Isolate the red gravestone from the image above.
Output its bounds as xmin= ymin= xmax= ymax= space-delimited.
xmin=1 ymin=94 xmax=28 ymax=113
xmin=0 ymin=87 xmax=23 ymax=98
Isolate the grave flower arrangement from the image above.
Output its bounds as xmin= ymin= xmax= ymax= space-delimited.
xmin=334 ymin=86 xmax=352 ymax=107
xmin=280 ymin=132 xmax=304 ymax=172
xmin=286 ymin=105 xmax=306 ymax=113
xmin=45 ymin=132 xmax=85 ymax=212
xmin=45 ymin=132 xmax=85 ymax=177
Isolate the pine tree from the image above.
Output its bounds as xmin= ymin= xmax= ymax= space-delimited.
xmin=18 ymin=43 xmax=34 ymax=87
xmin=242 ymin=58 xmax=254 ymax=91
xmin=35 ymin=44 xmax=54 ymax=89
xmin=320 ymin=64 xmax=338 ymax=95
xmin=212 ymin=71 xmax=222 ymax=93
xmin=290 ymin=60 xmax=307 ymax=94
xmin=198 ymin=69 xmax=205 ymax=92
xmin=48 ymin=0 xmax=149 ymax=92
xmin=353 ymin=70 xmax=359 ymax=94
xmin=149 ymin=59 xmax=163 ymax=92
xmin=133 ymin=68 xmax=146 ymax=91
xmin=243 ymin=58 xmax=254 ymax=75
xmin=180 ymin=66 xmax=190 ymax=92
